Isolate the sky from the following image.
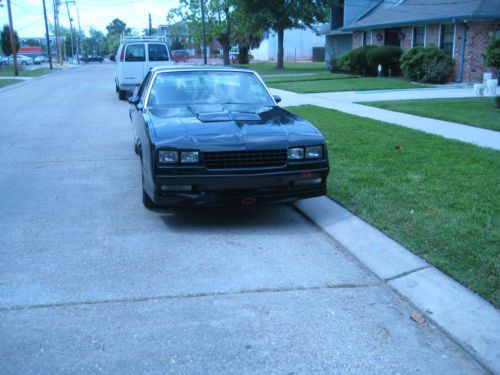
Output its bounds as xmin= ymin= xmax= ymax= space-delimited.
xmin=0 ymin=0 xmax=180 ymax=37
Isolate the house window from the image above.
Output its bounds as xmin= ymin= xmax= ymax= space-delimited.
xmin=413 ymin=26 xmax=425 ymax=47
xmin=362 ymin=31 xmax=372 ymax=46
xmin=440 ymin=24 xmax=454 ymax=56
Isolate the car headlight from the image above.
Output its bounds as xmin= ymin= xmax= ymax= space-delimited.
xmin=288 ymin=147 xmax=304 ymax=160
xmin=180 ymin=151 xmax=199 ymax=163
xmin=158 ymin=150 xmax=178 ymax=164
xmin=305 ymin=146 xmax=322 ymax=159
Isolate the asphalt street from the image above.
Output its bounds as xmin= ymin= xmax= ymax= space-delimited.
xmin=0 ymin=64 xmax=488 ymax=374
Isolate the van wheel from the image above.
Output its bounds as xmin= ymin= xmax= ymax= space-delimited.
xmin=118 ymin=90 xmax=127 ymax=100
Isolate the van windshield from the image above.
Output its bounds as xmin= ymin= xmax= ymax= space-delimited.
xmin=148 ymin=71 xmax=274 ymax=106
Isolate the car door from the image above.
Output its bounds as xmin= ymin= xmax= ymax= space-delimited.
xmin=123 ymin=43 xmax=147 ymax=86
xmin=146 ymin=43 xmax=172 ymax=70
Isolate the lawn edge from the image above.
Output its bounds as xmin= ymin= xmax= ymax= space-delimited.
xmin=362 ymin=98 xmax=500 ymax=132
xmin=0 ymin=66 xmax=75 ymax=94
xmin=292 ymin=196 xmax=500 ymax=374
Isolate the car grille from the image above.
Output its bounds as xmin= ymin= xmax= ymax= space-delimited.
xmin=202 ymin=150 xmax=287 ymax=169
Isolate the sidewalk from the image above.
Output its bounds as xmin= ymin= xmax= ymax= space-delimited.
xmin=271 ymin=87 xmax=500 ymax=151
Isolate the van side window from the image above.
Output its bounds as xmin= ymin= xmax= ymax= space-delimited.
xmin=125 ymin=44 xmax=145 ymax=62
xmin=148 ymin=44 xmax=169 ymax=62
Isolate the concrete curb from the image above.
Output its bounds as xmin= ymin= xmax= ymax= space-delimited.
xmin=293 ymin=196 xmax=500 ymax=374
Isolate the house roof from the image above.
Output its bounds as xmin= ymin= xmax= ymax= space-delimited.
xmin=342 ymin=0 xmax=500 ymax=31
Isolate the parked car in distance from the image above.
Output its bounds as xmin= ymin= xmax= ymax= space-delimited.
xmin=171 ymin=49 xmax=190 ymax=63
xmin=7 ymin=54 xmax=34 ymax=65
xmin=115 ymin=36 xmax=173 ymax=100
xmin=129 ymin=66 xmax=330 ymax=208
xmin=0 ymin=56 xmax=7 ymax=66
xmin=82 ymin=55 xmax=104 ymax=63
xmin=34 ymin=55 xmax=49 ymax=64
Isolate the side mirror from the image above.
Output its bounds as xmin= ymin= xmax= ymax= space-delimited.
xmin=273 ymin=95 xmax=282 ymax=103
xmin=109 ymin=54 xmax=115 ymax=62
xmin=128 ymin=96 xmax=140 ymax=105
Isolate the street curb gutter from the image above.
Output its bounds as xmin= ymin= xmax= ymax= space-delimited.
xmin=293 ymin=196 xmax=500 ymax=374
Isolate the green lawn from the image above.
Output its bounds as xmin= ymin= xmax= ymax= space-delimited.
xmin=239 ymin=61 xmax=328 ymax=75
xmin=271 ymin=77 xmax=430 ymax=93
xmin=0 ymin=66 xmax=54 ymax=77
xmin=263 ymin=72 xmax=356 ymax=84
xmin=0 ymin=79 xmax=23 ymax=88
xmin=364 ymin=98 xmax=500 ymax=132
xmin=290 ymin=105 xmax=500 ymax=306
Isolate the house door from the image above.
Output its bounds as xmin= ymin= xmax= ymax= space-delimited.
xmin=385 ymin=28 xmax=401 ymax=46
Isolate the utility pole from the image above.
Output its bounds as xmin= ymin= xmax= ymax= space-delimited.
xmin=42 ymin=0 xmax=53 ymax=69
xmin=6 ymin=0 xmax=18 ymax=76
xmin=64 ymin=0 xmax=79 ymax=64
xmin=76 ymin=6 xmax=83 ymax=56
xmin=200 ymin=0 xmax=207 ymax=65
xmin=148 ymin=13 xmax=152 ymax=36
xmin=53 ymin=0 xmax=62 ymax=65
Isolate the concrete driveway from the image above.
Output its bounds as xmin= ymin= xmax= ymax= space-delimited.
xmin=0 ymin=64 xmax=487 ymax=374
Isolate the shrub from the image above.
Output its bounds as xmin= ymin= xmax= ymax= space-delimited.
xmin=350 ymin=45 xmax=377 ymax=75
xmin=400 ymin=45 xmax=455 ymax=83
xmin=366 ymin=46 xmax=402 ymax=76
xmin=483 ymin=36 xmax=500 ymax=69
xmin=495 ymin=96 xmax=500 ymax=108
xmin=329 ymin=51 xmax=352 ymax=73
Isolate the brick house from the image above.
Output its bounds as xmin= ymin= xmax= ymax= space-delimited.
xmin=326 ymin=0 xmax=500 ymax=82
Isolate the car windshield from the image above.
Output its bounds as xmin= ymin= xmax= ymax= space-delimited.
xmin=148 ymin=70 xmax=274 ymax=106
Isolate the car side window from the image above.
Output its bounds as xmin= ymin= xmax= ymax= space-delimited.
xmin=125 ymin=44 xmax=145 ymax=62
xmin=148 ymin=44 xmax=169 ymax=62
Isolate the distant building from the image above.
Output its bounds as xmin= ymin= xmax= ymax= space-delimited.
xmin=251 ymin=28 xmax=325 ymax=61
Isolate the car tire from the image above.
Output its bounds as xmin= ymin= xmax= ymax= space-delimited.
xmin=118 ymin=90 xmax=127 ymax=100
xmin=142 ymin=189 xmax=157 ymax=209
xmin=134 ymin=142 xmax=140 ymax=155
xmin=21 ymin=61 xmax=27 ymax=65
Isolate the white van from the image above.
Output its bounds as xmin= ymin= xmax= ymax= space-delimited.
xmin=114 ymin=36 xmax=174 ymax=100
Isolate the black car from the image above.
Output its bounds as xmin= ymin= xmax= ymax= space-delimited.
xmin=129 ymin=66 xmax=329 ymax=208
xmin=81 ymin=55 xmax=104 ymax=63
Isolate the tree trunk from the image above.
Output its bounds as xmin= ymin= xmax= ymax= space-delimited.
xmin=222 ymin=42 xmax=230 ymax=65
xmin=223 ymin=5 xmax=230 ymax=66
xmin=276 ymin=26 xmax=284 ymax=70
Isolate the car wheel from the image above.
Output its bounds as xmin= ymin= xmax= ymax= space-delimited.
xmin=134 ymin=141 xmax=140 ymax=155
xmin=118 ymin=90 xmax=127 ymax=100
xmin=142 ymin=188 xmax=157 ymax=209
xmin=21 ymin=61 xmax=27 ymax=65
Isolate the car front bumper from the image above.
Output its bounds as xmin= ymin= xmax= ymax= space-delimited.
xmin=149 ymin=167 xmax=329 ymax=207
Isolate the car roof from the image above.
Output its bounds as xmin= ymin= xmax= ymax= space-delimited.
xmin=150 ymin=65 xmax=255 ymax=74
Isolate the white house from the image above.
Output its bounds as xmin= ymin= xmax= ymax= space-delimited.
xmin=251 ymin=28 xmax=324 ymax=61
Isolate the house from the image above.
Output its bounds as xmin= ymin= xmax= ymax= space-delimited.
xmin=157 ymin=20 xmax=221 ymax=55
xmin=324 ymin=0 xmax=500 ymax=82
xmin=320 ymin=0 xmax=375 ymax=60
xmin=251 ymin=28 xmax=325 ymax=61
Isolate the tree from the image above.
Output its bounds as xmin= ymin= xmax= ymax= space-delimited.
xmin=105 ymin=18 xmax=131 ymax=54
xmin=168 ymin=0 xmax=265 ymax=65
xmin=1 ymin=24 xmax=19 ymax=56
xmin=238 ymin=0 xmax=332 ymax=69
xmin=106 ymin=18 xmax=130 ymax=36
xmin=483 ymin=36 xmax=500 ymax=70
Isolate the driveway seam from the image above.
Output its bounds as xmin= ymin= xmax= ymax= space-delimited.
xmin=384 ymin=266 xmax=430 ymax=282
xmin=0 ymin=282 xmax=381 ymax=313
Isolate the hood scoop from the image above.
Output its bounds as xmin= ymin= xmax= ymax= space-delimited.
xmin=189 ymin=104 xmax=261 ymax=123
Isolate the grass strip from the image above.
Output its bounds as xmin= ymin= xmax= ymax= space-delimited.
xmin=0 ymin=67 xmax=54 ymax=77
xmin=0 ymin=79 xmax=23 ymax=88
xmin=364 ymin=97 xmax=500 ymax=132
xmin=290 ymin=105 xmax=500 ymax=306
xmin=271 ymin=77 xmax=430 ymax=93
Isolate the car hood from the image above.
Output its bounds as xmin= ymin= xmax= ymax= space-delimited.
xmin=148 ymin=104 xmax=324 ymax=151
